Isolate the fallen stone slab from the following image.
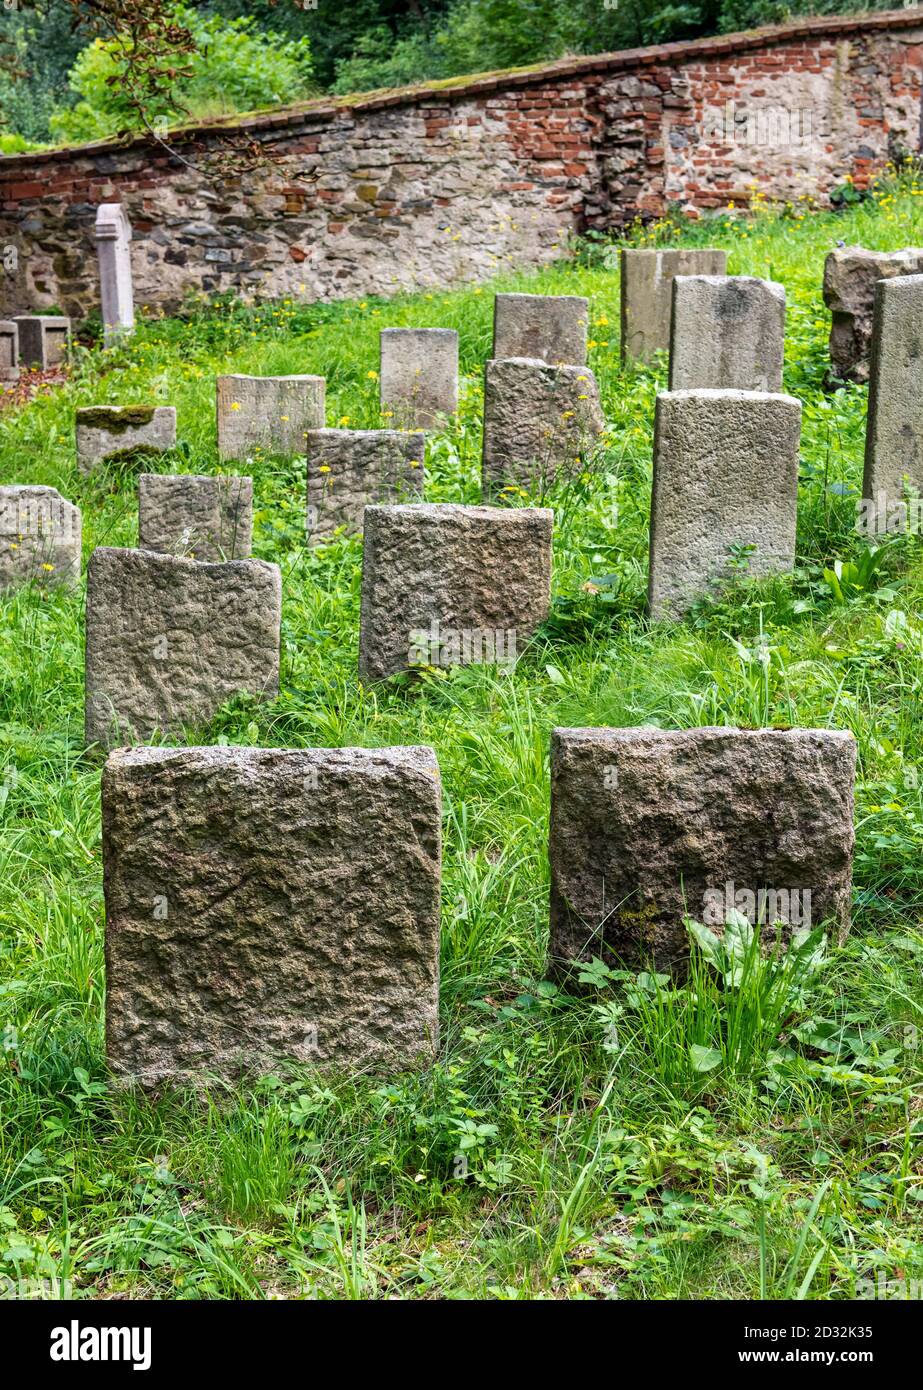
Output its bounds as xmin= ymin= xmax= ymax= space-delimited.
xmin=549 ymin=725 xmax=856 ymax=977
xmin=481 ymin=357 xmax=605 ymax=497
xmin=359 ymin=502 xmax=552 ymax=681
xmin=85 ymin=546 xmax=280 ymax=748
xmin=648 ymin=388 xmax=801 ymax=619
xmin=306 ymin=428 xmax=424 ymax=542
xmin=138 ymin=473 xmax=253 ymax=561
xmin=76 ymin=405 xmax=176 ymax=474
xmin=620 ymin=247 xmax=727 ymax=365
xmin=824 ymin=245 xmax=923 ymax=384
xmin=492 ymin=293 xmax=588 ymax=365
xmin=669 ymin=276 xmax=785 ymax=392
xmin=0 ymin=485 xmax=81 ymax=589
xmin=102 ymin=742 xmax=442 ymax=1087
xmin=216 ymin=374 xmax=325 ymax=461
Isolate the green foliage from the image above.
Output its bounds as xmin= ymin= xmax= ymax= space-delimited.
xmin=48 ymin=5 xmax=314 ymax=142
xmin=2 ymin=178 xmax=923 ymax=1299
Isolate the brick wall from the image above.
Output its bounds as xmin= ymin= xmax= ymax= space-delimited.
xmin=1 ymin=10 xmax=921 ymax=318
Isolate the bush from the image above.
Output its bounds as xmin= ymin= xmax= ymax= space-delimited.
xmin=48 ymin=5 xmax=314 ymax=143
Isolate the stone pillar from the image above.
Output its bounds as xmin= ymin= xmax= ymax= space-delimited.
xmin=95 ymin=203 xmax=135 ymax=344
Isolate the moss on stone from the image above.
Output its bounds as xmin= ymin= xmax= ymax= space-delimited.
xmin=77 ymin=406 xmax=157 ymax=431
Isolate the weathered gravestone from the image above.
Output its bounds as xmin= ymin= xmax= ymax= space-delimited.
xmin=0 ymin=321 xmax=18 ymax=381
xmin=481 ymin=357 xmax=605 ymax=497
xmin=549 ymin=726 xmax=856 ymax=977
xmin=0 ymin=485 xmax=81 ymax=589
xmin=95 ymin=203 xmax=135 ymax=344
xmin=648 ymin=389 xmax=801 ymax=620
xmin=216 ymin=374 xmax=325 ymax=461
xmin=306 ymin=428 xmax=424 ymax=542
xmin=359 ymin=502 xmax=552 ymax=681
xmin=138 ymin=474 xmax=253 ymax=561
xmin=85 ymin=547 xmax=280 ymax=748
xmin=492 ymin=293 xmax=588 ymax=366
xmin=824 ymin=245 xmax=923 ymax=384
xmin=669 ymin=276 xmax=785 ymax=392
xmin=379 ymin=328 xmax=458 ymax=428
xmin=102 ymin=743 xmax=442 ymax=1087
xmin=620 ymin=247 xmax=727 ymax=365
xmin=861 ymin=276 xmax=923 ymax=525
xmin=76 ymin=405 xmax=176 ymax=474
xmin=14 ymin=315 xmax=70 ymax=369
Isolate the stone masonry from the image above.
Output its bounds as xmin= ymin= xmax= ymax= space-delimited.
xmin=1 ymin=14 xmax=919 ymax=318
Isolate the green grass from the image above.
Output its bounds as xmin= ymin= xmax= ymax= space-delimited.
xmin=2 ymin=176 xmax=923 ymax=1300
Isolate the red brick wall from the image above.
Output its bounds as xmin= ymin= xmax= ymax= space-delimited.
xmin=1 ymin=10 xmax=920 ymax=317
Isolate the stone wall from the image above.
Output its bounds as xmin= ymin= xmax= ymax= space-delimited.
xmin=1 ymin=10 xmax=921 ymax=318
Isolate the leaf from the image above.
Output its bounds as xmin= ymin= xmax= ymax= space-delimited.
xmin=690 ymin=1044 xmax=722 ymax=1074
xmin=545 ymin=664 xmax=566 ymax=686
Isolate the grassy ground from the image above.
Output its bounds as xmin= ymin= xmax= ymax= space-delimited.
xmin=2 ymin=178 xmax=923 ymax=1301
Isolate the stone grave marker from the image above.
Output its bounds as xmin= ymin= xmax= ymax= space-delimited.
xmin=102 ymin=743 xmax=442 ymax=1086
xmin=216 ymin=374 xmax=325 ymax=461
xmin=620 ymin=247 xmax=727 ymax=365
xmin=481 ymin=357 xmax=604 ymax=497
xmin=95 ymin=203 xmax=135 ymax=344
xmin=76 ymin=405 xmax=176 ymax=474
xmin=85 ymin=547 xmax=280 ymax=748
xmin=306 ymin=428 xmax=424 ymax=542
xmin=824 ymin=245 xmax=923 ymax=384
xmin=669 ymin=276 xmax=785 ymax=392
xmin=0 ymin=485 xmax=81 ymax=589
xmin=648 ymin=389 xmax=801 ymax=619
xmin=379 ymin=328 xmax=458 ymax=428
xmin=492 ymin=293 xmax=588 ymax=366
xmin=14 ymin=315 xmax=71 ymax=369
xmin=359 ymin=502 xmax=552 ymax=681
xmin=549 ymin=725 xmax=856 ymax=976
xmin=138 ymin=474 xmax=253 ymax=561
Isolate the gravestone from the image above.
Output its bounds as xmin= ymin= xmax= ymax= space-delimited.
xmin=620 ymin=247 xmax=727 ymax=364
xmin=85 ymin=547 xmax=280 ymax=748
xmin=492 ymin=293 xmax=588 ymax=366
xmin=0 ymin=485 xmax=81 ymax=589
xmin=138 ymin=473 xmax=253 ymax=561
xmin=481 ymin=357 xmax=604 ymax=497
xmin=95 ymin=203 xmax=135 ymax=344
xmin=669 ymin=276 xmax=785 ymax=392
xmin=306 ymin=428 xmax=424 ymax=542
xmin=862 ymin=276 xmax=923 ymax=521
xmin=14 ymin=315 xmax=70 ymax=369
xmin=359 ymin=502 xmax=552 ymax=681
xmin=549 ymin=726 xmax=856 ymax=976
xmin=102 ymin=743 xmax=442 ymax=1087
xmin=379 ymin=328 xmax=458 ymax=428
xmin=824 ymin=245 xmax=923 ymax=384
xmin=0 ymin=321 xmax=18 ymax=381
xmin=649 ymin=389 xmax=801 ymax=619
xmin=76 ymin=405 xmax=176 ymax=474
xmin=216 ymin=374 xmax=325 ymax=461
